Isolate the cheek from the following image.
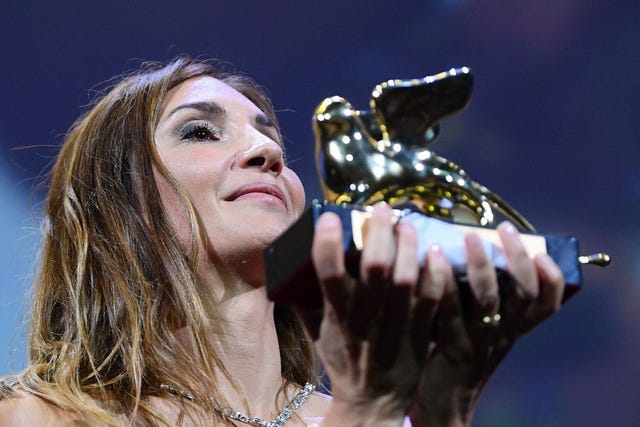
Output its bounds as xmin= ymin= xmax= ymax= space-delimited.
xmin=284 ymin=167 xmax=306 ymax=215
xmin=157 ymin=150 xmax=223 ymax=216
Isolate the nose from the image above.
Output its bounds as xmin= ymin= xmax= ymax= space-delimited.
xmin=238 ymin=136 xmax=284 ymax=176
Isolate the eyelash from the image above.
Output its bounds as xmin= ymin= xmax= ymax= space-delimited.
xmin=179 ymin=122 xmax=221 ymax=142
xmin=176 ymin=121 xmax=288 ymax=163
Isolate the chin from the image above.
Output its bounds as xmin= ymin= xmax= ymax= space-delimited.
xmin=248 ymin=216 xmax=295 ymax=243
xmin=258 ymin=225 xmax=289 ymax=247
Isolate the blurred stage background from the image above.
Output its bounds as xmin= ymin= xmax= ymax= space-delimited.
xmin=1 ymin=1 xmax=638 ymax=425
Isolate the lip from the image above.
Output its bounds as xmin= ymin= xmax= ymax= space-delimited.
xmin=224 ymin=183 xmax=287 ymax=207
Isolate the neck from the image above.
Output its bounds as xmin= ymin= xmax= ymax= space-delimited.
xmin=177 ymin=267 xmax=287 ymax=417
xmin=216 ymin=287 xmax=284 ymax=409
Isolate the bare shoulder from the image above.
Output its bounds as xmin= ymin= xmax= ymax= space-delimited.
xmin=0 ymin=394 xmax=81 ymax=426
xmin=298 ymin=389 xmax=332 ymax=418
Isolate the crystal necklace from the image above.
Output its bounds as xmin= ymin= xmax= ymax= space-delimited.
xmin=160 ymin=381 xmax=316 ymax=427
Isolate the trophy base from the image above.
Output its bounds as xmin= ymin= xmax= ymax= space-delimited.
xmin=265 ymin=200 xmax=581 ymax=337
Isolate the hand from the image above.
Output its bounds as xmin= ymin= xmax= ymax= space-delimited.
xmin=311 ymin=203 xmax=444 ymax=426
xmin=411 ymin=222 xmax=565 ymax=427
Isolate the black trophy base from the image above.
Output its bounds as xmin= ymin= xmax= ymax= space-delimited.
xmin=265 ymin=200 xmax=581 ymax=337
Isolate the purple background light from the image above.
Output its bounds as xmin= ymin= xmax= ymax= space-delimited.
xmin=1 ymin=1 xmax=638 ymax=425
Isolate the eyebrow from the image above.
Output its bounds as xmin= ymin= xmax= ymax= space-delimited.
xmin=166 ymin=101 xmax=227 ymax=119
xmin=166 ymin=101 xmax=274 ymax=130
xmin=255 ymin=113 xmax=275 ymax=128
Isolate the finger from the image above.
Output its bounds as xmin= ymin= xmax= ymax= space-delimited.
xmin=371 ymin=285 xmax=412 ymax=370
xmin=497 ymin=221 xmax=538 ymax=337
xmin=498 ymin=222 xmax=538 ymax=301
xmin=371 ymin=221 xmax=419 ymax=369
xmin=392 ymin=221 xmax=419 ymax=289
xmin=312 ymin=212 xmax=349 ymax=322
xmin=411 ymin=245 xmax=451 ymax=359
xmin=522 ymin=253 xmax=565 ymax=332
xmin=349 ymin=203 xmax=395 ymax=339
xmin=437 ymin=246 xmax=512 ymax=379
xmin=419 ymin=245 xmax=449 ymax=301
xmin=465 ymin=231 xmax=500 ymax=320
xmin=360 ymin=202 xmax=395 ymax=285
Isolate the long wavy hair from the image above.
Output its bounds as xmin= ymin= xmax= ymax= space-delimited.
xmin=0 ymin=57 xmax=316 ymax=425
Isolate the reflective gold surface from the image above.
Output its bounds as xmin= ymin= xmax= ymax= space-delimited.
xmin=313 ymin=67 xmax=535 ymax=231
xmin=578 ymin=253 xmax=612 ymax=266
xmin=312 ymin=67 xmax=610 ymax=267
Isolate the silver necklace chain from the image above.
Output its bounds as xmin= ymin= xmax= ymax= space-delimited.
xmin=160 ymin=381 xmax=316 ymax=427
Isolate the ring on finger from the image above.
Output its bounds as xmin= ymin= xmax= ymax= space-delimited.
xmin=481 ymin=313 xmax=501 ymax=327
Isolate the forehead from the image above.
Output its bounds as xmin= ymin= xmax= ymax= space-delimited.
xmin=159 ymin=76 xmax=261 ymax=119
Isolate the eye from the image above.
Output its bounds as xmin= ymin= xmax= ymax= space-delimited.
xmin=179 ymin=122 xmax=221 ymax=142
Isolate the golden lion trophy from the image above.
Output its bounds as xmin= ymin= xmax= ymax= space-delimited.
xmin=265 ymin=68 xmax=609 ymax=336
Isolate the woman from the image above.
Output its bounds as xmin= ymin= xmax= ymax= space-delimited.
xmin=0 ymin=57 xmax=564 ymax=426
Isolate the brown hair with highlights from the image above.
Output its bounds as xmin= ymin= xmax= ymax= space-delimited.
xmin=0 ymin=56 xmax=316 ymax=425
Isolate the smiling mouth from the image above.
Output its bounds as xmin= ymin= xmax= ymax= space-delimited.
xmin=225 ymin=184 xmax=287 ymax=206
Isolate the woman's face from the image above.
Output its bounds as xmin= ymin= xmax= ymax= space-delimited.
xmin=154 ymin=76 xmax=305 ymax=277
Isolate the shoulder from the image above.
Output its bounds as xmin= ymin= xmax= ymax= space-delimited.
xmin=0 ymin=394 xmax=81 ymax=427
xmin=299 ymin=391 xmax=413 ymax=426
xmin=298 ymin=389 xmax=332 ymax=420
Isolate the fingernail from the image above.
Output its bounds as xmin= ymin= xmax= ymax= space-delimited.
xmin=501 ymin=222 xmax=517 ymax=235
xmin=373 ymin=201 xmax=390 ymax=211
xmin=464 ymin=231 xmax=483 ymax=251
xmin=537 ymin=252 xmax=554 ymax=268
xmin=429 ymin=244 xmax=446 ymax=262
xmin=371 ymin=202 xmax=392 ymax=221
xmin=396 ymin=220 xmax=416 ymax=234
xmin=318 ymin=212 xmax=341 ymax=229
xmin=465 ymin=230 xmax=479 ymax=243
